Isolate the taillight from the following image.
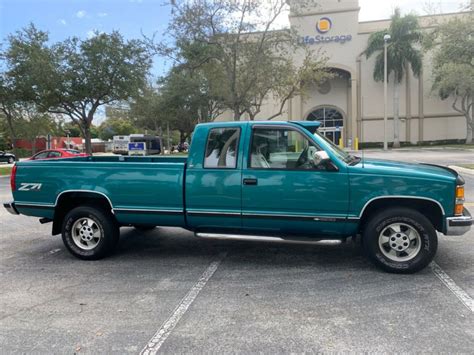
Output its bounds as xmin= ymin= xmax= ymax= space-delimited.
xmin=10 ymin=164 xmax=17 ymax=191
xmin=454 ymin=185 xmax=465 ymax=216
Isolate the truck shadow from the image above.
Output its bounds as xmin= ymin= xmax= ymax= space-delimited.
xmin=114 ymin=226 xmax=369 ymax=271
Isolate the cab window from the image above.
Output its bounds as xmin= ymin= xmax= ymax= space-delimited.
xmin=250 ymin=128 xmax=322 ymax=170
xmin=204 ymin=128 xmax=240 ymax=169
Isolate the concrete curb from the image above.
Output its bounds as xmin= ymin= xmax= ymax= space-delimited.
xmin=449 ymin=165 xmax=474 ymax=176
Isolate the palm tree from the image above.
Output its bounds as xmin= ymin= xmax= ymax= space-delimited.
xmin=365 ymin=8 xmax=423 ymax=148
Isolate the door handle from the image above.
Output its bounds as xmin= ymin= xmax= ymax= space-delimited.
xmin=243 ymin=178 xmax=258 ymax=186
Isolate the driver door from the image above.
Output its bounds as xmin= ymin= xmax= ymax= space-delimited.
xmin=241 ymin=125 xmax=349 ymax=236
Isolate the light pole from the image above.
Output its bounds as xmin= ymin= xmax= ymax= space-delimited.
xmin=66 ymin=130 xmax=71 ymax=149
xmin=383 ymin=34 xmax=391 ymax=151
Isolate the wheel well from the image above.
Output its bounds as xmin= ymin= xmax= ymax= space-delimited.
xmin=52 ymin=192 xmax=114 ymax=235
xmin=359 ymin=198 xmax=444 ymax=233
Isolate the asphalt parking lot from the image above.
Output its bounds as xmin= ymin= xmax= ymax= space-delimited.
xmin=0 ymin=149 xmax=473 ymax=353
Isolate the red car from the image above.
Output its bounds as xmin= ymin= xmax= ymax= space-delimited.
xmin=30 ymin=149 xmax=89 ymax=160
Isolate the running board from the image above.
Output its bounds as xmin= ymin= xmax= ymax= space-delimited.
xmin=195 ymin=232 xmax=343 ymax=246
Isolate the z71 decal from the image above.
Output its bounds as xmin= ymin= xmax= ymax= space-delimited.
xmin=18 ymin=183 xmax=43 ymax=191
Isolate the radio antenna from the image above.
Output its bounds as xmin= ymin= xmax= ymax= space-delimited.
xmin=361 ymin=96 xmax=365 ymax=168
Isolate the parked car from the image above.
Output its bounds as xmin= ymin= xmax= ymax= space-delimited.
xmin=177 ymin=142 xmax=189 ymax=152
xmin=0 ymin=151 xmax=16 ymax=164
xmin=30 ymin=149 xmax=88 ymax=160
xmin=3 ymin=121 xmax=472 ymax=273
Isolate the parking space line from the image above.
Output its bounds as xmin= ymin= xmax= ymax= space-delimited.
xmin=430 ymin=262 xmax=473 ymax=312
xmin=140 ymin=252 xmax=227 ymax=355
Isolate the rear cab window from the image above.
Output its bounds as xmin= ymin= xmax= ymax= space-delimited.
xmin=204 ymin=127 xmax=240 ymax=169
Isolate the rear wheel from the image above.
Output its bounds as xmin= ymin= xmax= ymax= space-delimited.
xmin=62 ymin=206 xmax=119 ymax=260
xmin=7 ymin=157 xmax=14 ymax=164
xmin=362 ymin=208 xmax=437 ymax=273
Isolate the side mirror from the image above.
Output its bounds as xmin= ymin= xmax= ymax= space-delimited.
xmin=312 ymin=150 xmax=330 ymax=166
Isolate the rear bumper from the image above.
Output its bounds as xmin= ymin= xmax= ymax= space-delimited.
xmin=3 ymin=202 xmax=19 ymax=215
xmin=445 ymin=208 xmax=472 ymax=236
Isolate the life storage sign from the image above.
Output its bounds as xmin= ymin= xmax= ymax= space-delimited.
xmin=316 ymin=17 xmax=332 ymax=33
xmin=298 ymin=17 xmax=352 ymax=45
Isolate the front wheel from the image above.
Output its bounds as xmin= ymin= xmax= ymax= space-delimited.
xmin=362 ymin=208 xmax=438 ymax=273
xmin=62 ymin=206 xmax=119 ymax=260
xmin=7 ymin=157 xmax=14 ymax=164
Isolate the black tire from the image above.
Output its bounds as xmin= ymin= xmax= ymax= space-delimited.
xmin=62 ymin=206 xmax=119 ymax=260
xmin=362 ymin=207 xmax=437 ymax=274
xmin=133 ymin=225 xmax=156 ymax=232
xmin=7 ymin=157 xmax=14 ymax=164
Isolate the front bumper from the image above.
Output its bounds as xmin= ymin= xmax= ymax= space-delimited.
xmin=3 ymin=202 xmax=19 ymax=215
xmin=445 ymin=208 xmax=472 ymax=236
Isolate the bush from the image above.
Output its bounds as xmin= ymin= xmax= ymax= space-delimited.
xmin=0 ymin=137 xmax=11 ymax=151
xmin=12 ymin=148 xmax=33 ymax=158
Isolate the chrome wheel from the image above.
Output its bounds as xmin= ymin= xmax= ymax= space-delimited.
xmin=71 ymin=217 xmax=102 ymax=250
xmin=378 ymin=223 xmax=421 ymax=262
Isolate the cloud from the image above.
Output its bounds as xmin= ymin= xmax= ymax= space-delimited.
xmin=86 ymin=29 xmax=104 ymax=39
xmin=97 ymin=12 xmax=108 ymax=17
xmin=58 ymin=19 xmax=67 ymax=25
xmin=87 ymin=30 xmax=96 ymax=38
xmin=76 ymin=10 xmax=87 ymax=18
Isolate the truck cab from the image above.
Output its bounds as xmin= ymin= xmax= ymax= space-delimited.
xmin=185 ymin=121 xmax=351 ymax=237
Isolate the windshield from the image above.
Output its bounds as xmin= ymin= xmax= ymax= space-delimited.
xmin=313 ymin=131 xmax=357 ymax=164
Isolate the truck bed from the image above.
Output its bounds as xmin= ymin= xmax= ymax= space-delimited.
xmin=13 ymin=155 xmax=188 ymax=227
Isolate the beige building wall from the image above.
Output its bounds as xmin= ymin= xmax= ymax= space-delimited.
xmin=218 ymin=0 xmax=471 ymax=146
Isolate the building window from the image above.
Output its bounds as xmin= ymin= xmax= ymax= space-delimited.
xmin=307 ymin=107 xmax=344 ymax=144
xmin=307 ymin=107 xmax=343 ymax=128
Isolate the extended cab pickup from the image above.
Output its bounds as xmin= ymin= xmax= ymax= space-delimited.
xmin=4 ymin=121 xmax=472 ymax=273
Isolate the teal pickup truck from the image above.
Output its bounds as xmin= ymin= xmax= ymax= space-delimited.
xmin=4 ymin=121 xmax=472 ymax=273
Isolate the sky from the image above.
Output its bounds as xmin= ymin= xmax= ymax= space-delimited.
xmin=0 ymin=0 xmax=469 ymax=77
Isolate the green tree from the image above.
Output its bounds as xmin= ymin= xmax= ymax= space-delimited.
xmin=130 ymin=65 xmax=224 ymax=144
xmin=15 ymin=110 xmax=61 ymax=154
xmin=129 ymin=86 xmax=164 ymax=133
xmin=0 ymin=72 xmax=22 ymax=152
xmin=60 ymin=121 xmax=82 ymax=137
xmin=160 ymin=66 xmax=224 ymax=142
xmin=1 ymin=73 xmax=63 ymax=153
xmin=365 ymin=8 xmax=423 ymax=148
xmin=4 ymin=25 xmax=152 ymax=154
xmin=98 ymin=116 xmax=137 ymax=141
xmin=156 ymin=0 xmax=330 ymax=121
xmin=431 ymin=16 xmax=473 ymax=144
